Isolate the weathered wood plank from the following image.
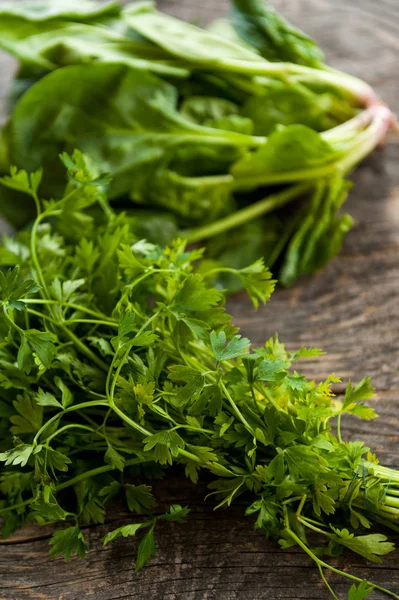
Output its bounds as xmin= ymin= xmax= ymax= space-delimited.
xmin=0 ymin=0 xmax=398 ymax=598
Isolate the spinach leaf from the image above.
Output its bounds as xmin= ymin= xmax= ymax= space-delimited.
xmin=4 ymin=63 xmax=240 ymax=194
xmin=0 ymin=0 xmax=391 ymax=289
xmin=124 ymin=7 xmax=264 ymax=65
xmin=230 ymin=0 xmax=324 ymax=67
xmin=0 ymin=15 xmax=186 ymax=78
xmin=241 ymin=81 xmax=343 ymax=135
xmin=181 ymin=96 xmax=253 ymax=135
xmin=231 ymin=125 xmax=341 ymax=185
xmin=0 ymin=0 xmax=119 ymax=21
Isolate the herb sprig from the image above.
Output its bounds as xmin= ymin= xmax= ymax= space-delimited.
xmin=0 ymin=0 xmax=393 ymax=286
xmin=0 ymin=155 xmax=398 ymax=599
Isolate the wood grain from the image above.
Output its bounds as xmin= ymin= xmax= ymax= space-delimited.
xmin=0 ymin=0 xmax=398 ymax=598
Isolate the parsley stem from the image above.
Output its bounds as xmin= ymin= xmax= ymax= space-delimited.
xmin=364 ymin=462 xmax=399 ymax=484
xmin=336 ymin=413 xmax=343 ymax=444
xmin=55 ymin=457 xmax=147 ymax=492
xmin=126 ymin=269 xmax=176 ymax=293
xmin=371 ymin=515 xmax=399 ymax=534
xmin=297 ymin=516 xmax=329 ymax=536
xmin=30 ymin=210 xmax=60 ymax=297
xmin=6 ymin=308 xmax=107 ymax=377
xmin=0 ymin=499 xmax=32 ymax=515
xmin=220 ymin=380 xmax=255 ymax=435
xmin=2 ymin=305 xmax=25 ymax=336
xmin=295 ymin=494 xmax=307 ymax=519
xmin=317 ymin=564 xmax=339 ymax=600
xmin=103 ymin=400 xmax=204 ymax=465
xmin=108 ymin=310 xmax=161 ymax=403
xmin=184 ymin=182 xmax=313 ymax=243
xmin=99 ymin=407 xmax=113 ymax=435
xmin=287 ymin=527 xmax=377 ymax=596
xmin=202 ymin=267 xmax=239 ymax=279
xmin=31 ymin=190 xmax=41 ymax=216
xmin=28 ymin=312 xmax=118 ymax=330
xmin=109 ymin=402 xmax=150 ymax=437
xmin=282 ymin=496 xmax=304 ymax=506
xmin=106 ymin=350 xmax=120 ymax=400
xmin=23 ymin=299 xmax=116 ymax=322
xmin=172 ymin=424 xmax=214 ymax=436
xmin=26 ymin=308 xmax=59 ymax=325
xmin=178 ymin=448 xmax=203 ymax=464
xmin=33 ymin=400 xmax=109 ymax=444
xmin=249 ymin=385 xmax=262 ymax=415
xmin=61 ymin=327 xmax=109 ymax=372
xmin=65 ymin=318 xmax=118 ymax=328
xmin=286 ymin=524 xmax=399 ymax=599
xmin=44 ymin=423 xmax=101 ymax=445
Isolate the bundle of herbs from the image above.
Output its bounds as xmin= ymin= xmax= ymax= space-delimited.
xmin=0 ymin=155 xmax=398 ymax=599
xmin=0 ymin=0 xmax=393 ymax=285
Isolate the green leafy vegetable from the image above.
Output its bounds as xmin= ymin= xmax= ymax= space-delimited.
xmin=0 ymin=158 xmax=397 ymax=598
xmin=330 ymin=528 xmax=395 ymax=564
xmin=101 ymin=504 xmax=189 ymax=570
xmin=135 ymin=527 xmax=156 ymax=571
xmin=210 ymin=330 xmax=250 ymax=361
xmin=49 ymin=527 xmax=88 ymax=561
xmin=230 ymin=0 xmax=324 ymax=66
xmin=0 ymin=1 xmax=119 ymax=21
xmin=102 ymin=522 xmax=147 ymax=546
xmin=0 ymin=0 xmax=392 ymax=287
xmin=348 ymin=581 xmax=374 ymax=600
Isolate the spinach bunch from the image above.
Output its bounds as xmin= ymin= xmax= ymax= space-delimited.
xmin=0 ymin=0 xmax=392 ymax=286
xmin=0 ymin=154 xmax=398 ymax=599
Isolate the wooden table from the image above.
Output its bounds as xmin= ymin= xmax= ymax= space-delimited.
xmin=0 ymin=1 xmax=398 ymax=598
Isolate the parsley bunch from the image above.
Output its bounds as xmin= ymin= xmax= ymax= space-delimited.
xmin=0 ymin=0 xmax=393 ymax=286
xmin=0 ymin=154 xmax=398 ymax=599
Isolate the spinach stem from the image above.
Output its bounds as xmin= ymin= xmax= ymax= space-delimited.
xmin=184 ymin=182 xmax=313 ymax=243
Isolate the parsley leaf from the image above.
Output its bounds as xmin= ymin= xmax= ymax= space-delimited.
xmin=125 ymin=484 xmax=157 ymax=514
xmin=236 ymin=259 xmax=276 ymax=309
xmin=0 ymin=443 xmax=37 ymax=467
xmin=0 ymin=166 xmax=42 ymax=198
xmin=210 ymin=330 xmax=250 ymax=361
xmin=341 ymin=378 xmax=377 ymax=420
xmin=118 ymin=312 xmax=136 ymax=338
xmin=36 ymin=388 xmax=63 ymax=410
xmin=135 ymin=527 xmax=156 ymax=571
xmin=11 ymin=395 xmax=43 ymax=434
xmin=175 ymin=275 xmax=222 ymax=312
xmin=143 ymin=430 xmax=185 ymax=465
xmin=330 ymin=528 xmax=395 ymax=564
xmin=160 ymin=504 xmax=191 ymax=523
xmin=49 ymin=527 xmax=88 ymax=561
xmin=104 ymin=445 xmax=125 ymax=472
xmin=348 ymin=581 xmax=374 ymax=600
xmin=102 ymin=523 xmax=149 ymax=547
